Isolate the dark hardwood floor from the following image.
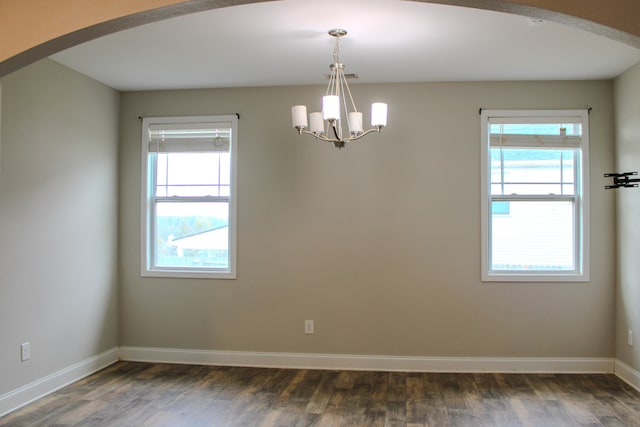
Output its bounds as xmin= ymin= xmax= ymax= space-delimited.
xmin=1 ymin=361 xmax=639 ymax=426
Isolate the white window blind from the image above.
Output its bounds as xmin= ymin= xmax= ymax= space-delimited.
xmin=148 ymin=122 xmax=232 ymax=152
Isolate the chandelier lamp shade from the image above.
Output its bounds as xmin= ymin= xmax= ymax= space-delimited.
xmin=291 ymin=29 xmax=388 ymax=149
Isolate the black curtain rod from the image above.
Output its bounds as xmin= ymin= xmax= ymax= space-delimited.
xmin=479 ymin=108 xmax=592 ymax=115
xmin=138 ymin=113 xmax=240 ymax=120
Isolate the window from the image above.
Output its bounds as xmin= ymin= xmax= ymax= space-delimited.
xmin=141 ymin=115 xmax=238 ymax=278
xmin=480 ymin=110 xmax=589 ymax=282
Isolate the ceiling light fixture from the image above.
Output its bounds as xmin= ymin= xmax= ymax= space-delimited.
xmin=291 ymin=29 xmax=388 ymax=149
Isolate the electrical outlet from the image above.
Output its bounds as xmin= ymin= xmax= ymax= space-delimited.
xmin=304 ymin=320 xmax=314 ymax=334
xmin=21 ymin=342 xmax=30 ymax=361
xmin=629 ymin=330 xmax=633 ymax=347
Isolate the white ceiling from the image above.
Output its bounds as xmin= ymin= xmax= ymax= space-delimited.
xmin=50 ymin=0 xmax=640 ymax=91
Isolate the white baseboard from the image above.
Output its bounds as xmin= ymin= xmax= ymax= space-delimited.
xmin=0 ymin=347 xmax=620 ymax=419
xmin=614 ymin=359 xmax=640 ymax=392
xmin=119 ymin=346 xmax=614 ymax=374
xmin=0 ymin=347 xmax=119 ymax=418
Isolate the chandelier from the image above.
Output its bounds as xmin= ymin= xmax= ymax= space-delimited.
xmin=291 ymin=29 xmax=388 ymax=149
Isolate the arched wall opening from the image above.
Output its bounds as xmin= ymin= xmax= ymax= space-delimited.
xmin=1 ymin=0 xmax=639 ymax=79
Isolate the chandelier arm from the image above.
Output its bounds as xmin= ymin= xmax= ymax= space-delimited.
xmin=297 ymin=126 xmax=381 ymax=144
xmin=296 ymin=129 xmax=338 ymax=143
xmin=344 ymin=126 xmax=382 ymax=142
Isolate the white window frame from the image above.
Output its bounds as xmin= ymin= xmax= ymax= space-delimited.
xmin=141 ymin=115 xmax=238 ymax=279
xmin=480 ymin=109 xmax=590 ymax=282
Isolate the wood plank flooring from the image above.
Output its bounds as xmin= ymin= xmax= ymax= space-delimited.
xmin=1 ymin=361 xmax=639 ymax=426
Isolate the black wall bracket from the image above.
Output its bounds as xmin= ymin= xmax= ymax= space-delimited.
xmin=605 ymin=172 xmax=640 ymax=189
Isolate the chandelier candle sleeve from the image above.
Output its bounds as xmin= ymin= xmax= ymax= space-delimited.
xmin=310 ymin=112 xmax=324 ymax=134
xmin=292 ymin=105 xmax=308 ymax=129
xmin=371 ymin=103 xmax=388 ymax=127
xmin=322 ymin=95 xmax=340 ymax=121
xmin=349 ymin=112 xmax=363 ymax=134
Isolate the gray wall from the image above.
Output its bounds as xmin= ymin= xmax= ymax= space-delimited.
xmin=614 ymin=62 xmax=640 ymax=372
xmin=0 ymin=59 xmax=119 ymax=395
xmin=119 ymin=80 xmax=616 ymax=358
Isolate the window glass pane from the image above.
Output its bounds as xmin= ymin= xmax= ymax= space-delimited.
xmin=490 ymin=148 xmax=576 ymax=195
xmin=156 ymin=152 xmax=230 ymax=197
xmin=154 ymin=201 xmax=229 ymax=269
xmin=490 ymin=184 xmax=503 ymax=194
xmin=219 ymin=153 xmax=231 ymax=185
xmin=562 ymin=151 xmax=575 ymax=187
xmin=493 ymin=201 xmax=510 ymax=215
xmin=490 ymin=150 xmax=503 ymax=190
xmin=502 ymin=183 xmax=562 ymax=195
xmin=491 ymin=200 xmax=575 ymax=271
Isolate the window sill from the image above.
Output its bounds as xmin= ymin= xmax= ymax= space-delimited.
xmin=482 ymin=272 xmax=589 ymax=282
xmin=141 ymin=269 xmax=236 ymax=280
